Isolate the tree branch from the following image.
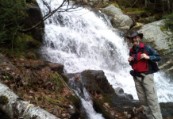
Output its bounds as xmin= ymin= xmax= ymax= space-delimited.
xmin=131 ymin=0 xmax=138 ymax=8
xmin=20 ymin=0 xmax=76 ymax=32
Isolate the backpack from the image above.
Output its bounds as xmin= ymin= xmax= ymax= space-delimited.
xmin=141 ymin=44 xmax=159 ymax=73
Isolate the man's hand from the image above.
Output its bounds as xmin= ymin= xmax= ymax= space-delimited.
xmin=128 ymin=56 xmax=134 ymax=62
xmin=141 ymin=53 xmax=150 ymax=59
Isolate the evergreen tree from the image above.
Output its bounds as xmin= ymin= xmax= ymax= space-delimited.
xmin=0 ymin=0 xmax=27 ymax=48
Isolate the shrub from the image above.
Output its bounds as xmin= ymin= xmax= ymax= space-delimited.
xmin=164 ymin=13 xmax=173 ymax=31
xmin=0 ymin=0 xmax=27 ymax=48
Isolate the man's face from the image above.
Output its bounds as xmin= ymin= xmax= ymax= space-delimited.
xmin=132 ymin=36 xmax=141 ymax=46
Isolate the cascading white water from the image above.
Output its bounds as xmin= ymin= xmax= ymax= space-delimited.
xmin=36 ymin=0 xmax=173 ymax=103
xmin=69 ymin=77 xmax=105 ymax=119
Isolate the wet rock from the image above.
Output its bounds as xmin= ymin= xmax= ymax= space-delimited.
xmin=114 ymin=87 xmax=133 ymax=100
xmin=81 ymin=70 xmax=115 ymax=94
xmin=48 ymin=63 xmax=64 ymax=74
xmin=68 ymin=70 xmax=137 ymax=119
xmin=160 ymin=102 xmax=173 ymax=119
xmin=0 ymin=111 xmax=11 ymax=119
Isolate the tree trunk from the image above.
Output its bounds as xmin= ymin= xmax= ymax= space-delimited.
xmin=0 ymin=83 xmax=60 ymax=119
xmin=144 ymin=0 xmax=148 ymax=8
xmin=167 ymin=0 xmax=171 ymax=12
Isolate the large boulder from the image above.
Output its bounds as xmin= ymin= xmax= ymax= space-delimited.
xmin=139 ymin=20 xmax=173 ymax=52
xmin=81 ymin=70 xmax=115 ymax=94
xmin=101 ymin=5 xmax=134 ymax=30
xmin=67 ymin=70 xmax=137 ymax=119
xmin=25 ymin=4 xmax=44 ymax=42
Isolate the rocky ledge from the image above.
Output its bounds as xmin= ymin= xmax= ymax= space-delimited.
xmin=0 ymin=53 xmax=173 ymax=119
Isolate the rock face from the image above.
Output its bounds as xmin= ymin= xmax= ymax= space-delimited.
xmin=139 ymin=20 xmax=172 ymax=52
xmin=67 ymin=70 xmax=140 ymax=119
xmin=101 ymin=5 xmax=134 ymax=30
xmin=25 ymin=4 xmax=44 ymax=42
xmin=81 ymin=70 xmax=115 ymax=95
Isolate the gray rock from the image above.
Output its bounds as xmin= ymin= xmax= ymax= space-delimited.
xmin=139 ymin=20 xmax=173 ymax=52
xmin=102 ymin=5 xmax=123 ymax=16
xmin=101 ymin=5 xmax=133 ymax=30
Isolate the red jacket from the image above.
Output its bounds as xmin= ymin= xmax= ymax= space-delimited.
xmin=129 ymin=42 xmax=160 ymax=73
xmin=130 ymin=43 xmax=148 ymax=72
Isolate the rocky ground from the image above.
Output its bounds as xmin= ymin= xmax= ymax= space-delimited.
xmin=0 ymin=53 xmax=173 ymax=119
xmin=0 ymin=52 xmax=135 ymax=119
xmin=0 ymin=53 xmax=82 ymax=119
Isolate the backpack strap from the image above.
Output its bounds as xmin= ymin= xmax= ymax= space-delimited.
xmin=140 ymin=43 xmax=160 ymax=73
xmin=139 ymin=42 xmax=146 ymax=54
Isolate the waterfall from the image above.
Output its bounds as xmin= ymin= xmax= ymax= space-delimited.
xmin=36 ymin=0 xmax=173 ymax=103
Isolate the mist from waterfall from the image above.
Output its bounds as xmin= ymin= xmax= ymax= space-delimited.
xmin=36 ymin=0 xmax=173 ymax=103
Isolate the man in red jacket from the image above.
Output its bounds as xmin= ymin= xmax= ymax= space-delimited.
xmin=127 ymin=31 xmax=162 ymax=119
